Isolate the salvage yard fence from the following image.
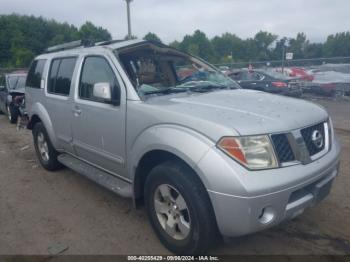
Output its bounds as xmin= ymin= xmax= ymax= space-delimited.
xmin=214 ymin=56 xmax=350 ymax=72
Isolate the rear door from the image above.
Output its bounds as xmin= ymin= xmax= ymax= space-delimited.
xmin=71 ymin=54 xmax=127 ymax=177
xmin=44 ymin=57 xmax=77 ymax=153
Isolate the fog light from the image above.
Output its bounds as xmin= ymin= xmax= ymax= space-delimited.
xmin=258 ymin=207 xmax=275 ymax=224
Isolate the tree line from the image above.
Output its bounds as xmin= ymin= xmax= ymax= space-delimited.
xmin=0 ymin=14 xmax=112 ymax=68
xmin=1 ymin=14 xmax=350 ymax=68
xmin=164 ymin=30 xmax=350 ymax=64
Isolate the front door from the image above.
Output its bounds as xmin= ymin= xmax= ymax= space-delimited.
xmin=71 ymin=55 xmax=127 ymax=177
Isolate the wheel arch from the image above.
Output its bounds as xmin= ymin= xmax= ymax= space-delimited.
xmin=27 ymin=103 xmax=58 ymax=148
xmin=130 ymin=125 xmax=215 ymax=207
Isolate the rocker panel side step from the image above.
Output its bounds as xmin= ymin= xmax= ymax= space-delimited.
xmin=58 ymin=154 xmax=132 ymax=198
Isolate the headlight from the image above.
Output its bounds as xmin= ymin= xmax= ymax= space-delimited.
xmin=217 ymin=135 xmax=278 ymax=170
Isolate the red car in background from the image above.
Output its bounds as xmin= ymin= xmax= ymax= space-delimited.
xmin=289 ymin=67 xmax=314 ymax=81
xmin=275 ymin=67 xmax=314 ymax=81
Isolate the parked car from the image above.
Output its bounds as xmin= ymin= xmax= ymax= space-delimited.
xmin=0 ymin=72 xmax=27 ymax=123
xmin=305 ymin=70 xmax=350 ymax=97
xmin=229 ymin=69 xmax=303 ymax=97
xmin=26 ymin=40 xmax=341 ymax=254
xmin=275 ymin=67 xmax=314 ymax=82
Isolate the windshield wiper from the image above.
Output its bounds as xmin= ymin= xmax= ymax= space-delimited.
xmin=141 ymin=87 xmax=187 ymax=95
xmin=188 ymin=84 xmax=229 ymax=93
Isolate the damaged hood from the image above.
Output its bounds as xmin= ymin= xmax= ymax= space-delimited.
xmin=145 ymin=89 xmax=328 ymax=138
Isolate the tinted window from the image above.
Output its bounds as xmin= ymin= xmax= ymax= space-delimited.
xmin=79 ymin=56 xmax=120 ymax=103
xmin=48 ymin=57 xmax=76 ymax=96
xmin=48 ymin=60 xmax=60 ymax=93
xmin=26 ymin=59 xmax=46 ymax=88
xmin=241 ymin=71 xmax=261 ymax=81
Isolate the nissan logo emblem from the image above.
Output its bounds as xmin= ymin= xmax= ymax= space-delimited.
xmin=311 ymin=130 xmax=324 ymax=149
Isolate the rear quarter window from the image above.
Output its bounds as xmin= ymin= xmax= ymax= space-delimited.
xmin=26 ymin=59 xmax=47 ymax=89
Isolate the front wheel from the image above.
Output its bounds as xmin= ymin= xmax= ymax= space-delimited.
xmin=33 ymin=122 xmax=62 ymax=171
xmin=145 ymin=161 xmax=220 ymax=254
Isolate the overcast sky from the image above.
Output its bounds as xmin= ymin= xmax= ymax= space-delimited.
xmin=1 ymin=0 xmax=349 ymax=43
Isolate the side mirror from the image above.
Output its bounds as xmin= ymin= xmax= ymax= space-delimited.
xmin=93 ymin=82 xmax=119 ymax=105
xmin=93 ymin=82 xmax=112 ymax=100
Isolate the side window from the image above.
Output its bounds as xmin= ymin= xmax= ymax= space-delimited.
xmin=79 ymin=56 xmax=120 ymax=104
xmin=0 ymin=75 xmax=5 ymax=89
xmin=252 ymin=73 xmax=263 ymax=81
xmin=26 ymin=59 xmax=47 ymax=89
xmin=48 ymin=57 xmax=77 ymax=96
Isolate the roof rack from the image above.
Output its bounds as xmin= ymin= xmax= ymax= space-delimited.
xmin=94 ymin=39 xmax=126 ymax=46
xmin=45 ymin=40 xmax=94 ymax=53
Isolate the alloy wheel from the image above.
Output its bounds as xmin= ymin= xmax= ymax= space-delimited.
xmin=37 ymin=132 xmax=49 ymax=162
xmin=154 ymin=184 xmax=191 ymax=240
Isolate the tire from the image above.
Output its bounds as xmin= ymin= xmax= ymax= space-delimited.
xmin=7 ymin=103 xmax=19 ymax=124
xmin=144 ymin=161 xmax=220 ymax=254
xmin=33 ymin=122 xmax=62 ymax=171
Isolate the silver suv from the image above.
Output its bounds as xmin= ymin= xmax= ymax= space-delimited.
xmin=26 ymin=39 xmax=341 ymax=254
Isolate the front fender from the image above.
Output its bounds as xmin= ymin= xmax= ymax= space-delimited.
xmin=128 ymin=124 xmax=216 ymax=188
xmin=30 ymin=102 xmax=58 ymax=148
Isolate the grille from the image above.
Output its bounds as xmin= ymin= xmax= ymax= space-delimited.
xmin=300 ymin=122 xmax=326 ymax=156
xmin=271 ymin=134 xmax=295 ymax=163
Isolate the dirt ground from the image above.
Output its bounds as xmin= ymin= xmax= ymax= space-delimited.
xmin=0 ymin=98 xmax=349 ymax=255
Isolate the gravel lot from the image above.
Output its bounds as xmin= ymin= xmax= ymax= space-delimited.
xmin=0 ymin=98 xmax=349 ymax=255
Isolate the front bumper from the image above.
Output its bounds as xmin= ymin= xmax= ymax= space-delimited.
xmin=197 ymin=138 xmax=341 ymax=237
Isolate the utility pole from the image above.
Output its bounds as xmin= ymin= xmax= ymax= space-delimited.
xmin=281 ymin=44 xmax=285 ymax=74
xmin=125 ymin=0 xmax=133 ymax=39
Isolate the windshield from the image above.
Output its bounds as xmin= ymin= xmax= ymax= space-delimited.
xmin=8 ymin=75 xmax=26 ymax=90
xmin=117 ymin=44 xmax=240 ymax=97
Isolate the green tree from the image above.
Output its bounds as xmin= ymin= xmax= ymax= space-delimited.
xmin=0 ymin=14 xmax=112 ymax=67
xmin=304 ymin=43 xmax=323 ymax=58
xmin=169 ymin=40 xmax=181 ymax=49
xmin=79 ymin=21 xmax=111 ymax=43
xmin=253 ymin=31 xmax=278 ymax=60
xmin=179 ymin=30 xmax=215 ymax=62
xmin=288 ymin=33 xmax=309 ymax=59
xmin=323 ymin=32 xmax=350 ymax=57
xmin=143 ymin=32 xmax=162 ymax=43
xmin=12 ymin=48 xmax=34 ymax=67
xmin=271 ymin=37 xmax=288 ymax=60
xmin=211 ymin=33 xmax=245 ymax=62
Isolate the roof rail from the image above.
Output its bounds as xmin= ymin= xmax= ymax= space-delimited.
xmin=94 ymin=39 xmax=126 ymax=46
xmin=45 ymin=40 xmax=94 ymax=53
